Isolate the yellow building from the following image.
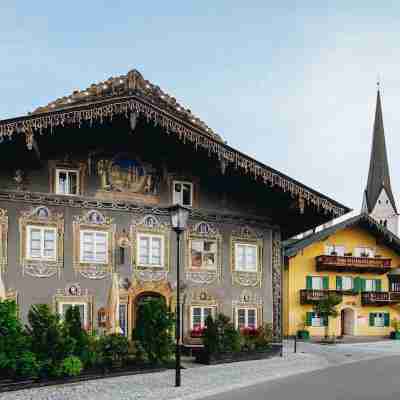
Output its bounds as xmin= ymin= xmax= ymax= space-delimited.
xmin=283 ymin=214 xmax=400 ymax=338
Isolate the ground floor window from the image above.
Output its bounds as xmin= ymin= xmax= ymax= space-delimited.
xmin=369 ymin=312 xmax=389 ymax=327
xmin=306 ymin=312 xmax=327 ymax=327
xmin=58 ymin=302 xmax=88 ymax=327
xmin=119 ymin=303 xmax=128 ymax=337
xmin=190 ymin=306 xmax=214 ymax=330
xmin=235 ymin=308 xmax=257 ymax=329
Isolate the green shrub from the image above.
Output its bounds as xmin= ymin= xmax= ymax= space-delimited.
xmin=133 ymin=298 xmax=174 ymax=363
xmin=60 ymin=356 xmax=83 ymax=377
xmin=98 ymin=334 xmax=129 ymax=367
xmin=16 ymin=351 xmax=40 ymax=378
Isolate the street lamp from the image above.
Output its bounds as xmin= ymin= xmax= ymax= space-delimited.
xmin=169 ymin=204 xmax=190 ymax=387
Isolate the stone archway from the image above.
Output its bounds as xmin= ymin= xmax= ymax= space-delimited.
xmin=340 ymin=307 xmax=356 ymax=336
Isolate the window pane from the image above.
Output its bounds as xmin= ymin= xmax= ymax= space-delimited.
xmin=342 ymin=277 xmax=353 ymax=290
xmin=192 ymin=307 xmax=201 ymax=328
xmin=312 ymin=277 xmax=323 ymax=290
xmin=238 ymin=309 xmax=246 ymax=328
xmin=236 ymin=245 xmax=246 ymax=269
xmin=151 ymin=237 xmax=162 ymax=265
xmin=139 ymin=236 xmax=150 ymax=264
xmin=69 ymin=172 xmax=78 ymax=194
xmin=31 ymin=229 xmax=41 ymax=240
xmin=246 ymin=246 xmax=257 ymax=269
xmin=247 ymin=309 xmax=256 ymax=328
xmin=182 ymin=184 xmax=192 ymax=205
xmin=58 ymin=171 xmax=67 ymax=194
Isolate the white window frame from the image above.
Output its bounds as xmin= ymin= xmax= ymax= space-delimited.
xmin=325 ymin=245 xmax=345 ymax=256
xmin=311 ymin=313 xmax=323 ymax=327
xmin=80 ymin=229 xmax=108 ymax=264
xmin=342 ymin=276 xmax=354 ymax=291
xmin=189 ymin=238 xmax=218 ymax=270
xmin=235 ymin=307 xmax=258 ymax=329
xmin=374 ymin=312 xmax=385 ymax=327
xmin=26 ymin=225 xmax=57 ymax=261
xmin=311 ymin=276 xmax=324 ymax=290
xmin=58 ymin=302 xmax=88 ymax=326
xmin=365 ymin=279 xmax=377 ymax=292
xmin=172 ymin=180 xmax=193 ymax=207
xmin=190 ymin=306 xmax=215 ymax=330
xmin=136 ymin=233 xmax=164 ymax=268
xmin=234 ymin=243 xmax=258 ymax=272
xmin=55 ymin=168 xmax=79 ymax=195
xmin=354 ymin=247 xmax=375 ymax=257
xmin=119 ymin=303 xmax=128 ymax=337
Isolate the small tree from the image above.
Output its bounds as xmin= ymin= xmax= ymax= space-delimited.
xmin=202 ymin=315 xmax=219 ymax=355
xmin=313 ymin=294 xmax=341 ymax=339
xmin=133 ymin=298 xmax=174 ymax=363
xmin=63 ymin=306 xmax=89 ymax=361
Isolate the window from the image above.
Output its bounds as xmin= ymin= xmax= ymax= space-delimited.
xmin=354 ymin=247 xmax=375 ymax=257
xmin=55 ymin=169 xmax=79 ymax=195
xmin=137 ymin=233 xmax=164 ymax=267
xmin=234 ymin=243 xmax=258 ymax=272
xmin=311 ymin=313 xmax=324 ymax=327
xmin=59 ymin=303 xmax=87 ymax=326
xmin=236 ymin=308 xmax=257 ymax=329
xmin=27 ymin=226 xmax=57 ymax=260
xmin=325 ymin=245 xmax=345 ymax=256
xmin=365 ymin=279 xmax=380 ymax=292
xmin=312 ymin=276 xmax=323 ymax=290
xmin=80 ymin=230 xmax=108 ymax=264
xmin=119 ymin=304 xmax=128 ymax=337
xmin=374 ymin=312 xmax=385 ymax=327
xmin=342 ymin=276 xmax=353 ymax=290
xmin=173 ymin=181 xmax=193 ymax=207
xmin=191 ymin=306 xmax=214 ymax=329
xmin=190 ymin=239 xmax=217 ymax=269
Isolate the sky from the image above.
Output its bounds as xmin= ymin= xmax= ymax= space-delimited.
xmin=1 ymin=1 xmax=400 ymax=212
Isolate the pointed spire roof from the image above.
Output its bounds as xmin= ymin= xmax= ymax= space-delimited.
xmin=363 ymin=88 xmax=397 ymax=214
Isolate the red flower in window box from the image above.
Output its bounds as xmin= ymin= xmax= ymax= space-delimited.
xmin=190 ymin=327 xmax=206 ymax=337
xmin=240 ymin=327 xmax=259 ymax=337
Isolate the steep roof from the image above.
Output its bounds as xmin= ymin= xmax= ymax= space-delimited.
xmin=284 ymin=213 xmax=400 ymax=257
xmin=31 ymin=69 xmax=223 ymax=142
xmin=363 ymin=89 xmax=397 ymax=213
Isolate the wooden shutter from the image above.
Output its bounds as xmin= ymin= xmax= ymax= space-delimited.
xmin=384 ymin=313 xmax=390 ymax=327
xmin=323 ymin=277 xmax=329 ymax=290
xmin=306 ymin=276 xmax=313 ymax=289
xmin=369 ymin=313 xmax=375 ymax=327
xmin=336 ymin=276 xmax=342 ymax=290
xmin=375 ymin=280 xmax=382 ymax=292
xmin=306 ymin=312 xmax=312 ymax=326
xmin=354 ymin=277 xmax=360 ymax=292
xmin=322 ymin=314 xmax=328 ymax=326
xmin=361 ymin=278 xmax=366 ymax=292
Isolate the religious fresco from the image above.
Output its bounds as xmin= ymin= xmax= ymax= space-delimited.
xmin=97 ymin=154 xmax=160 ymax=195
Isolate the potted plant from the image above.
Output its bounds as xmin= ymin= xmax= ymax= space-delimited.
xmin=344 ymin=252 xmax=352 ymax=257
xmin=360 ymin=251 xmax=369 ymax=258
xmin=390 ymin=318 xmax=400 ymax=339
xmin=297 ymin=314 xmax=310 ymax=340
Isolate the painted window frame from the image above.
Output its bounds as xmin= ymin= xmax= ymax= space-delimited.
xmin=325 ymin=245 xmax=345 ymax=256
xmin=58 ymin=301 xmax=88 ymax=326
xmin=136 ymin=232 xmax=165 ymax=268
xmin=342 ymin=276 xmax=354 ymax=291
xmin=172 ymin=180 xmax=193 ymax=207
xmin=190 ymin=306 xmax=216 ymax=330
xmin=354 ymin=247 xmax=375 ymax=257
xmin=374 ymin=312 xmax=385 ymax=327
xmin=311 ymin=312 xmax=323 ymax=327
xmin=233 ymin=243 xmax=258 ymax=272
xmin=79 ymin=229 xmax=109 ymax=264
xmin=55 ymin=168 xmax=80 ymax=196
xmin=235 ymin=307 xmax=258 ymax=329
xmin=26 ymin=225 xmax=57 ymax=261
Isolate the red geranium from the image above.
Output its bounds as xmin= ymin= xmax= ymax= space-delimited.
xmin=190 ymin=326 xmax=206 ymax=337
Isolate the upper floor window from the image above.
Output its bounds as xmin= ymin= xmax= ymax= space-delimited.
xmin=173 ymin=181 xmax=193 ymax=207
xmin=325 ymin=245 xmax=345 ymax=256
xmin=80 ymin=230 xmax=108 ymax=264
xmin=55 ymin=169 xmax=79 ymax=195
xmin=354 ymin=247 xmax=375 ymax=258
xmin=236 ymin=308 xmax=257 ymax=329
xmin=137 ymin=233 xmax=164 ymax=268
xmin=306 ymin=276 xmax=329 ymax=290
xmin=234 ymin=243 xmax=258 ymax=272
xmin=27 ymin=225 xmax=57 ymax=261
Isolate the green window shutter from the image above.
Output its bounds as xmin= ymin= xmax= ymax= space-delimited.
xmin=322 ymin=314 xmax=328 ymax=326
xmin=336 ymin=276 xmax=342 ymax=290
xmin=306 ymin=312 xmax=312 ymax=326
xmin=384 ymin=313 xmax=390 ymax=327
xmin=354 ymin=277 xmax=360 ymax=292
xmin=323 ymin=277 xmax=329 ymax=290
xmin=361 ymin=278 xmax=366 ymax=292
xmin=369 ymin=313 xmax=375 ymax=327
xmin=375 ymin=280 xmax=382 ymax=292
xmin=306 ymin=276 xmax=313 ymax=289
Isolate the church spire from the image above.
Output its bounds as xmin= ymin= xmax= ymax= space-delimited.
xmin=363 ymin=87 xmax=397 ymax=215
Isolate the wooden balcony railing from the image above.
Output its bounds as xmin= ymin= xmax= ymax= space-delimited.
xmin=361 ymin=291 xmax=400 ymax=306
xmin=316 ymin=255 xmax=392 ymax=274
xmin=300 ymin=289 xmax=342 ymax=304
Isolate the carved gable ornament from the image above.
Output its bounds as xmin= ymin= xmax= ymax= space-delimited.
xmin=230 ymin=226 xmax=263 ymax=288
xmin=73 ymin=210 xmax=115 ymax=280
xmin=186 ymin=221 xmax=222 ymax=285
xmin=19 ymin=206 xmax=64 ymax=278
xmin=130 ymin=215 xmax=170 ymax=282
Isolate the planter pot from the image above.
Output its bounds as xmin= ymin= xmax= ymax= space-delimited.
xmin=297 ymin=330 xmax=310 ymax=340
xmin=390 ymin=331 xmax=400 ymax=340
xmin=195 ymin=344 xmax=282 ymax=365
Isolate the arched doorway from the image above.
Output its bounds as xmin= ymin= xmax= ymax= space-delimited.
xmin=134 ymin=292 xmax=166 ymax=338
xmin=341 ymin=308 xmax=355 ymax=336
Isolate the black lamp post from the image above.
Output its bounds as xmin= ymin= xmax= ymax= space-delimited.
xmin=169 ymin=204 xmax=190 ymax=387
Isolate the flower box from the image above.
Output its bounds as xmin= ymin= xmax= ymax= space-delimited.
xmin=190 ymin=327 xmax=206 ymax=338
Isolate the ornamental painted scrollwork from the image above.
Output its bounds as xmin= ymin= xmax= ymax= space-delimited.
xmin=230 ymin=226 xmax=263 ymax=288
xmin=0 ymin=209 xmax=8 ymax=274
xmin=271 ymin=230 xmax=282 ymax=339
xmin=232 ymin=289 xmax=263 ymax=327
xmin=187 ymin=288 xmax=219 ymax=307
xmin=186 ymin=221 xmax=222 ymax=285
xmin=19 ymin=206 xmax=64 ymax=278
xmin=130 ymin=215 xmax=170 ymax=282
xmin=73 ymin=210 xmax=115 ymax=280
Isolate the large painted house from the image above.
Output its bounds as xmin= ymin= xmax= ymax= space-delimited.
xmin=0 ymin=69 xmax=348 ymax=343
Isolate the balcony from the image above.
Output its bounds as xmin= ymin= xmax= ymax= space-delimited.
xmin=361 ymin=291 xmax=400 ymax=306
xmin=300 ymin=289 xmax=342 ymax=304
xmin=316 ymin=255 xmax=392 ymax=274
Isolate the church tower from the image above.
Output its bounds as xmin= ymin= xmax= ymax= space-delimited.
xmin=362 ymin=88 xmax=398 ymax=234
